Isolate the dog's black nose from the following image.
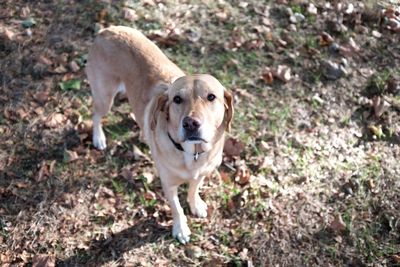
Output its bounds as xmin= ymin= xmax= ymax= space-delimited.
xmin=182 ymin=116 xmax=201 ymax=131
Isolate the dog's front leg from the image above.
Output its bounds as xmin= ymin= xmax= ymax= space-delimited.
xmin=162 ymin=181 xmax=191 ymax=244
xmin=187 ymin=176 xmax=208 ymax=218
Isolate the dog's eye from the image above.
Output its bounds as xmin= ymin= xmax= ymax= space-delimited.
xmin=207 ymin=94 xmax=216 ymax=102
xmin=173 ymin=95 xmax=182 ymax=104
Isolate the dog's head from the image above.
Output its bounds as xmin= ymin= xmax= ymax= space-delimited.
xmin=151 ymin=74 xmax=233 ymax=153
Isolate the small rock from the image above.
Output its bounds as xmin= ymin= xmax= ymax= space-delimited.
xmin=372 ymin=30 xmax=382 ymax=38
xmin=345 ymin=3 xmax=354 ymax=14
xmin=340 ymin=58 xmax=348 ymax=67
xmin=307 ymin=3 xmax=318 ymax=15
xmin=289 ymin=15 xmax=297 ymax=24
xmin=329 ymin=42 xmax=340 ymax=53
xmin=355 ymin=25 xmax=369 ymax=34
xmin=286 ymin=7 xmax=293 ymax=17
xmin=288 ymin=24 xmax=297 ymax=32
xmin=123 ymin=7 xmax=138 ymax=22
xmin=322 ymin=60 xmax=347 ymax=80
xmin=25 ymin=28 xmax=32 ymax=37
xmin=294 ymin=13 xmax=305 ymax=22
xmin=186 ymin=30 xmax=201 ymax=43
xmin=69 ymin=61 xmax=80 ymax=72
xmin=185 ymin=246 xmax=202 ymax=258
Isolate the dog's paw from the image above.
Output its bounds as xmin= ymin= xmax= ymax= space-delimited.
xmin=190 ymin=198 xmax=208 ymax=218
xmin=93 ymin=129 xmax=107 ymax=150
xmin=173 ymin=220 xmax=191 ymax=244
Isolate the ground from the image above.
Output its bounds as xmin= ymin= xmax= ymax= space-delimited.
xmin=1 ymin=0 xmax=400 ymax=266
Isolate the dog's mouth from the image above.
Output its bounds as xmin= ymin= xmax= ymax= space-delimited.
xmin=186 ymin=136 xmax=208 ymax=143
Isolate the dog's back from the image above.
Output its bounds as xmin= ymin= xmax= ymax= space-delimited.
xmin=86 ymin=26 xmax=184 ymax=133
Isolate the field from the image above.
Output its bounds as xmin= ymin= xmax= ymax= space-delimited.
xmin=1 ymin=0 xmax=399 ymax=266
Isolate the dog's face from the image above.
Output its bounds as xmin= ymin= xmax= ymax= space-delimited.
xmin=151 ymin=74 xmax=233 ymax=152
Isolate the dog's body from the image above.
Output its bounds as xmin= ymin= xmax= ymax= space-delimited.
xmin=86 ymin=26 xmax=233 ymax=243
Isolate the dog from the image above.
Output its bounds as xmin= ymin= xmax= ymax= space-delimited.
xmin=86 ymin=26 xmax=233 ymax=244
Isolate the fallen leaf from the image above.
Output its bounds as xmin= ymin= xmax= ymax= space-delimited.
xmin=45 ymin=113 xmax=65 ymax=128
xmin=16 ymin=181 xmax=29 ymax=188
xmin=330 ymin=213 xmax=346 ymax=232
xmin=368 ymin=124 xmax=385 ymax=139
xmin=319 ymin=32 xmax=334 ymax=46
xmin=133 ymin=145 xmax=149 ymax=161
xmin=68 ymin=61 xmax=80 ymax=72
xmin=120 ymin=167 xmax=134 ymax=181
xmin=36 ymin=162 xmax=49 ymax=182
xmin=1 ymin=27 xmax=15 ymax=41
xmin=234 ymin=163 xmax=251 ymax=185
xmin=33 ymin=91 xmax=49 ymax=105
xmin=63 ymin=149 xmax=79 ymax=163
xmin=142 ymin=172 xmax=154 ymax=184
xmin=224 ymin=137 xmax=245 ymax=157
xmin=32 ymin=255 xmax=55 ymax=267
xmin=123 ymin=7 xmax=138 ymax=22
xmin=59 ymin=79 xmax=81 ymax=91
xmin=52 ymin=65 xmax=67 ymax=74
xmin=261 ymin=70 xmax=274 ymax=84
xmin=76 ymin=120 xmax=92 ymax=134
xmin=392 ymin=254 xmax=400 ymax=264
xmin=219 ymin=170 xmax=231 ymax=183
xmin=275 ymin=65 xmax=291 ymax=82
xmin=22 ymin=17 xmax=36 ymax=28
xmin=372 ymin=95 xmax=386 ymax=118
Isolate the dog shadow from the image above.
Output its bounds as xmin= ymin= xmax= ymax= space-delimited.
xmin=57 ymin=217 xmax=169 ymax=266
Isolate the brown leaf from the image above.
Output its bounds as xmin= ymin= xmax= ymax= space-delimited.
xmin=16 ymin=108 xmax=28 ymax=119
xmin=387 ymin=77 xmax=399 ymax=94
xmin=392 ymin=254 xmax=400 ymax=264
xmin=45 ymin=113 xmax=65 ymax=128
xmin=36 ymin=162 xmax=49 ymax=182
xmin=234 ymin=163 xmax=251 ymax=185
xmin=16 ymin=181 xmax=29 ymax=188
xmin=33 ymin=91 xmax=49 ymax=105
xmin=52 ymin=65 xmax=67 ymax=74
xmin=219 ymin=170 xmax=231 ymax=183
xmin=37 ymin=55 xmax=52 ymax=66
xmin=76 ymin=120 xmax=92 ymax=134
xmin=224 ymin=137 xmax=245 ymax=157
xmin=372 ymin=96 xmax=386 ymax=118
xmin=1 ymin=27 xmax=15 ymax=41
xmin=64 ymin=150 xmax=79 ymax=163
xmin=319 ymin=32 xmax=334 ymax=46
xmin=120 ymin=167 xmax=134 ymax=181
xmin=330 ymin=214 xmax=346 ymax=232
xmin=32 ymin=255 xmax=55 ymax=267
xmin=261 ymin=70 xmax=274 ymax=84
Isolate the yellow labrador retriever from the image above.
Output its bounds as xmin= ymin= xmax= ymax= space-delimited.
xmin=86 ymin=26 xmax=233 ymax=244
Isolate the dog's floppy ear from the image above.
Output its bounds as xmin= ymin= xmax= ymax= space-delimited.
xmin=150 ymin=86 xmax=169 ymax=131
xmin=223 ymin=90 xmax=234 ymax=132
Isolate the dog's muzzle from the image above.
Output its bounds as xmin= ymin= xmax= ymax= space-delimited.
xmin=182 ymin=116 xmax=206 ymax=142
